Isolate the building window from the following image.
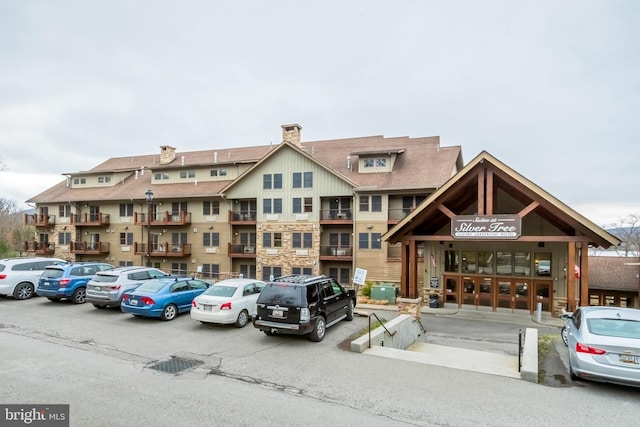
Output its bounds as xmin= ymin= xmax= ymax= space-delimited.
xmin=371 ymin=233 xmax=382 ymax=249
xmin=210 ymin=169 xmax=227 ymax=177
xmin=119 ymin=233 xmax=133 ymax=246
xmin=292 ymin=267 xmax=313 ymax=275
xmin=239 ymin=264 xmax=256 ymax=279
xmin=329 ymin=267 xmax=351 ymax=284
xmin=263 ymin=232 xmax=282 ymax=248
xmin=359 ymin=196 xmax=369 ymax=212
xmin=292 ymin=197 xmax=313 ymax=214
xmin=263 ymin=198 xmax=282 ymax=214
xmin=203 ymin=232 xmax=220 ymax=247
xmin=292 ymin=172 xmax=313 ymax=188
xmin=360 ymin=195 xmax=382 ymax=212
xmin=292 ymin=232 xmax=312 ymax=248
xmin=58 ymin=204 xmax=71 ymax=218
xmin=262 ymin=266 xmax=282 ymax=281
xmin=119 ymin=203 xmax=134 ymax=217
xmin=371 ymin=195 xmax=382 ymax=212
xmin=118 ymin=261 xmax=134 ymax=267
xmin=202 ymin=201 xmax=220 ymax=215
xmin=376 ymin=158 xmax=387 ymax=167
xmin=180 ymin=170 xmax=196 ymax=179
xmin=358 ymin=233 xmax=369 ymax=249
xmin=363 ymin=158 xmax=386 ymax=168
xmin=262 ymin=173 xmax=282 ymax=190
xmin=171 ymin=263 xmax=188 ymax=276
xmin=98 ymin=176 xmax=111 ymax=183
xmin=201 ymin=264 xmax=220 ymax=280
xmin=154 ymin=173 xmax=170 ymax=180
xmin=58 ymin=232 xmax=71 ymax=245
xmin=73 ymin=177 xmax=86 ymax=184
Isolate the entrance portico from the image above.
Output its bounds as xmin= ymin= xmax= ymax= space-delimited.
xmin=384 ymin=151 xmax=620 ymax=317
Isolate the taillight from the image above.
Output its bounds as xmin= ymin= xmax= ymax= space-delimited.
xmin=300 ymin=308 xmax=310 ymax=321
xmin=576 ymin=343 xmax=606 ymax=355
xmin=220 ymin=302 xmax=232 ymax=310
xmin=192 ymin=300 xmax=197 ymax=307
xmin=59 ymin=278 xmax=71 ymax=287
xmin=0 ymin=274 xmax=7 ymax=280
xmin=140 ymin=297 xmax=155 ymax=305
xmin=105 ymin=285 xmax=121 ymax=290
xmin=121 ymin=294 xmax=129 ymax=302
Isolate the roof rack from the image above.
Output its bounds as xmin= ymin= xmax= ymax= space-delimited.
xmin=272 ymin=274 xmax=327 ymax=284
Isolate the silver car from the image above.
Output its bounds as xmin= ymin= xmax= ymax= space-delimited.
xmin=563 ymin=306 xmax=640 ymax=387
xmin=86 ymin=266 xmax=170 ymax=309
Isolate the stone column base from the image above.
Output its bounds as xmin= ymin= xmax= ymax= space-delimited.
xmin=396 ymin=297 xmax=423 ymax=320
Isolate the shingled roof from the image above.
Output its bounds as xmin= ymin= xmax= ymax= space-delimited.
xmin=588 ymin=256 xmax=640 ymax=292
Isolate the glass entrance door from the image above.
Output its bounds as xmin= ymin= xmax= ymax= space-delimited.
xmin=533 ymin=281 xmax=552 ymax=312
xmin=515 ymin=280 xmax=529 ymax=311
xmin=478 ymin=277 xmax=494 ymax=309
xmin=497 ymin=280 xmax=513 ymax=311
xmin=462 ymin=277 xmax=477 ymax=306
xmin=444 ymin=276 xmax=459 ymax=306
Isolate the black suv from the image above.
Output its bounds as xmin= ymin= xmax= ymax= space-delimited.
xmin=253 ymin=274 xmax=356 ymax=342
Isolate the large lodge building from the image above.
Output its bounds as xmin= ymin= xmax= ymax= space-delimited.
xmin=25 ymin=124 xmax=629 ymax=317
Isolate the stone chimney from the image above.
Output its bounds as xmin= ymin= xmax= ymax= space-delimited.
xmin=160 ymin=145 xmax=176 ymax=165
xmin=281 ymin=124 xmax=302 ymax=147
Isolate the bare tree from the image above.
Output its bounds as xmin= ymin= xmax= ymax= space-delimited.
xmin=607 ymin=213 xmax=640 ymax=257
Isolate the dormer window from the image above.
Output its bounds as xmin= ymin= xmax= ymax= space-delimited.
xmin=363 ymin=157 xmax=387 ymax=168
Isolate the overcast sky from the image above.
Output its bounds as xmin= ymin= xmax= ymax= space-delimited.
xmin=1 ymin=1 xmax=638 ymax=227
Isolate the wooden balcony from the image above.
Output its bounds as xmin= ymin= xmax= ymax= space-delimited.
xmin=134 ymin=242 xmax=192 ymax=257
xmin=134 ymin=211 xmax=192 ymax=226
xmin=70 ymin=241 xmax=110 ymax=255
xmin=319 ymin=245 xmax=353 ymax=261
xmin=24 ymin=214 xmax=56 ymax=227
xmin=71 ymin=213 xmax=110 ymax=226
xmin=23 ymin=241 xmax=55 ymax=255
xmin=319 ymin=209 xmax=353 ymax=224
xmin=228 ymin=210 xmax=257 ymax=224
xmin=228 ymin=243 xmax=257 ymax=258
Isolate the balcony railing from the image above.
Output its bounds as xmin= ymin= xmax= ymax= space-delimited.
xmin=70 ymin=213 xmax=110 ymax=226
xmin=134 ymin=211 xmax=192 ymax=226
xmin=228 ymin=210 xmax=257 ymax=224
xmin=319 ymin=245 xmax=353 ymax=260
xmin=134 ymin=242 xmax=192 ymax=257
xmin=228 ymin=244 xmax=257 ymax=257
xmin=23 ymin=241 xmax=55 ymax=255
xmin=70 ymin=241 xmax=110 ymax=254
xmin=24 ymin=214 xmax=56 ymax=227
xmin=319 ymin=209 xmax=353 ymax=223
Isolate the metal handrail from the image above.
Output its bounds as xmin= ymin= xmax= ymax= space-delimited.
xmin=368 ymin=312 xmax=396 ymax=348
xmin=518 ymin=328 xmax=523 ymax=372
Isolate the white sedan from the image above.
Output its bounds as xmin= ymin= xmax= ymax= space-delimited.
xmin=190 ymin=278 xmax=266 ymax=328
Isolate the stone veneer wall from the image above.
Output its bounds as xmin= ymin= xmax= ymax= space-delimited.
xmin=257 ymin=223 xmax=320 ymax=277
xmin=396 ymin=297 xmax=422 ymax=320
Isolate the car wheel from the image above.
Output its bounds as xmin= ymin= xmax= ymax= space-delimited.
xmin=561 ymin=326 xmax=568 ymax=347
xmin=13 ymin=282 xmax=34 ymax=300
xmin=309 ymin=316 xmax=326 ymax=342
xmin=161 ymin=304 xmax=178 ymax=321
xmin=72 ymin=287 xmax=87 ymax=304
xmin=93 ymin=304 xmax=105 ymax=309
xmin=346 ymin=299 xmax=354 ymax=321
xmin=235 ymin=310 xmax=249 ymax=328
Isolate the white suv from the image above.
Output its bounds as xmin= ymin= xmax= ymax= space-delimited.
xmin=0 ymin=257 xmax=66 ymax=300
xmin=86 ymin=266 xmax=170 ymax=309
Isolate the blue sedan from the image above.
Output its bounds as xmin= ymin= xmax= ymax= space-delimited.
xmin=121 ymin=277 xmax=211 ymax=321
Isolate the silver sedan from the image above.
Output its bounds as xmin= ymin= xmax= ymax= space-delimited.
xmin=563 ymin=306 xmax=640 ymax=387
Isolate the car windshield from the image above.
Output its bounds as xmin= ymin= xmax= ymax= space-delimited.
xmin=202 ymin=286 xmax=237 ymax=297
xmin=41 ymin=268 xmax=64 ymax=279
xmin=135 ymin=280 xmax=167 ymax=293
xmin=91 ymin=274 xmax=118 ymax=283
xmin=258 ymin=284 xmax=302 ymax=305
xmin=587 ymin=318 xmax=640 ymax=339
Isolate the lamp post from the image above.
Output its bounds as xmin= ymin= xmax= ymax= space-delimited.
xmin=145 ymin=188 xmax=154 ymax=267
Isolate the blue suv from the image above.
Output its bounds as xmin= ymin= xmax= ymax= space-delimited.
xmin=37 ymin=262 xmax=114 ymax=304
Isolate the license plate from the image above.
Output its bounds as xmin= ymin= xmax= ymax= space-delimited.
xmin=620 ymin=354 xmax=640 ymax=365
xmin=204 ymin=305 xmax=212 ymax=312
xmin=130 ymin=299 xmax=138 ymax=306
xmin=272 ymin=309 xmax=283 ymax=318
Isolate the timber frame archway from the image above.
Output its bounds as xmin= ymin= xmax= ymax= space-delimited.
xmin=384 ymin=151 xmax=620 ymax=316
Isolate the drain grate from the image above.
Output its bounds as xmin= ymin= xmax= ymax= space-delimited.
xmin=147 ymin=357 xmax=204 ymax=374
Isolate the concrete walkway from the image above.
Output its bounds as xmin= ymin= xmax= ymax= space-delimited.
xmin=356 ymin=303 xmax=564 ymax=380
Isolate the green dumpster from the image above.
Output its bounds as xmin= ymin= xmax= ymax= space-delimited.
xmin=370 ymin=285 xmax=397 ymax=304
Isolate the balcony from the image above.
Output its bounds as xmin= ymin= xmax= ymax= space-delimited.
xmin=134 ymin=211 xmax=192 ymax=226
xmin=319 ymin=245 xmax=353 ymax=261
xmin=228 ymin=244 xmax=256 ymax=258
xmin=134 ymin=242 xmax=192 ymax=257
xmin=319 ymin=209 xmax=353 ymax=224
xmin=71 ymin=213 xmax=110 ymax=226
xmin=70 ymin=241 xmax=110 ymax=255
xmin=23 ymin=241 xmax=55 ymax=255
xmin=387 ymin=208 xmax=414 ymax=224
xmin=228 ymin=210 xmax=257 ymax=224
xmin=24 ymin=214 xmax=56 ymax=227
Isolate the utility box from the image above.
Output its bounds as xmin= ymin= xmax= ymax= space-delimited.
xmin=370 ymin=285 xmax=397 ymax=304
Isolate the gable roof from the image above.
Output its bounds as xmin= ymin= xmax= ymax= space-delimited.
xmin=383 ymin=150 xmax=621 ymax=249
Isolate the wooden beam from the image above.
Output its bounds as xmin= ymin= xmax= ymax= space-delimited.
xmin=486 ymin=169 xmax=493 ymax=215
xmin=567 ymin=242 xmax=576 ymax=311
xmin=580 ymin=242 xmax=589 ymax=307
xmin=436 ymin=203 xmax=456 ymax=219
xmin=517 ymin=201 xmax=540 ymax=219
xmin=477 ymin=168 xmax=485 ymax=215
